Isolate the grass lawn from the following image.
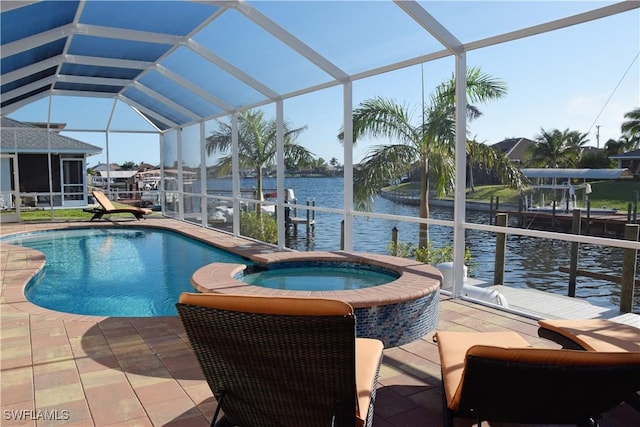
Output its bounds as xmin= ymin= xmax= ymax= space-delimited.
xmin=2 ymin=201 xmax=154 ymax=222
xmin=383 ymin=180 xmax=640 ymax=212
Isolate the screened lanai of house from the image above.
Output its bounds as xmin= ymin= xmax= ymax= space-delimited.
xmin=2 ymin=0 xmax=639 ymax=299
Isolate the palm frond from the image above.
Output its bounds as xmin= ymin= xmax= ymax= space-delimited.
xmin=353 ymin=143 xmax=419 ymax=211
xmin=339 ymin=97 xmax=419 ymax=146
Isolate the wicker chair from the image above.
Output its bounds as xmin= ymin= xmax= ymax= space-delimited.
xmin=435 ymin=330 xmax=640 ymax=427
xmin=176 ymin=293 xmax=384 ymax=427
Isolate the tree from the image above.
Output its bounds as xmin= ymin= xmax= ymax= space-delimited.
xmin=466 ymin=138 xmax=523 ymax=192
xmin=565 ymin=130 xmax=590 ymax=164
xmin=526 ymin=128 xmax=576 ymax=168
xmin=621 ymin=107 xmax=640 ymax=148
xmin=206 ymin=109 xmax=313 ymax=205
xmin=577 ymin=151 xmax=613 ymax=169
xmin=338 ymin=67 xmax=524 ymax=246
xmin=311 ymin=157 xmax=329 ymax=173
xmin=120 ymin=161 xmax=136 ymax=170
xmin=604 ymin=138 xmax=627 ymax=156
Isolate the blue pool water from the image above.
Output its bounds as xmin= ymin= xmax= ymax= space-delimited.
xmin=2 ymin=228 xmax=250 ymax=317
xmin=242 ymin=262 xmax=399 ymax=290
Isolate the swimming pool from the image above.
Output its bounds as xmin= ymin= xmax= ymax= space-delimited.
xmin=1 ymin=227 xmax=250 ymax=316
xmin=242 ymin=261 xmax=400 ymax=290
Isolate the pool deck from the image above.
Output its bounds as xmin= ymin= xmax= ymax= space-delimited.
xmin=2 ymin=217 xmax=639 ymax=426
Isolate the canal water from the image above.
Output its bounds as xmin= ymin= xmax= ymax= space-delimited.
xmin=207 ymin=176 xmax=639 ymax=313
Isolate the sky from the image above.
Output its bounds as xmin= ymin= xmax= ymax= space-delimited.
xmin=6 ymin=1 xmax=640 ymax=168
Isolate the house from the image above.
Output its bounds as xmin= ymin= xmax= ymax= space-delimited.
xmin=490 ymin=137 xmax=536 ymax=164
xmin=609 ymin=149 xmax=640 ymax=176
xmin=0 ymin=117 xmax=102 ymax=209
xmin=89 ymin=163 xmax=120 ymax=173
xmin=469 ymin=137 xmax=535 ymax=186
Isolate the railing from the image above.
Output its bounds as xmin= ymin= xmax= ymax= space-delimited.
xmin=493 ymin=212 xmax=639 ymax=314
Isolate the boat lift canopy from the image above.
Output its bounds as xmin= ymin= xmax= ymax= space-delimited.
xmin=521 ymin=168 xmax=633 ymax=180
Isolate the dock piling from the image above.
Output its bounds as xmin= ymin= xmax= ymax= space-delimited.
xmin=568 ymin=209 xmax=581 ymax=297
xmin=391 ymin=226 xmax=398 ymax=255
xmin=493 ymin=213 xmax=507 ymax=286
xmin=620 ymin=224 xmax=639 ymax=313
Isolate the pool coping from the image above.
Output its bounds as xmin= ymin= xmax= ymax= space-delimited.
xmin=190 ymin=251 xmax=442 ymax=309
xmin=1 ymin=218 xmax=441 ymax=319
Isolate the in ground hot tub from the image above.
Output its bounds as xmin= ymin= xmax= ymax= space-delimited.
xmin=242 ymin=260 xmax=400 ymax=290
xmin=190 ymin=251 xmax=442 ymax=348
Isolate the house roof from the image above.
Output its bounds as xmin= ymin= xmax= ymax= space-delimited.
xmin=491 ymin=137 xmax=535 ymax=163
xmin=90 ymin=162 xmax=120 ymax=171
xmin=0 ymin=116 xmax=102 ymax=155
xmin=521 ymin=168 xmax=633 ymax=180
xmin=609 ymin=149 xmax=640 ymax=160
xmin=98 ymin=170 xmax=137 ymax=179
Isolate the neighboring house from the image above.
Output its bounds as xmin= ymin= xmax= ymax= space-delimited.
xmin=90 ymin=163 xmax=120 ymax=173
xmin=95 ymin=170 xmax=138 ymax=192
xmin=609 ymin=149 xmax=640 ymax=176
xmin=470 ymin=137 xmax=535 ymax=186
xmin=0 ymin=117 xmax=101 ymax=209
xmin=490 ymin=137 xmax=536 ymax=164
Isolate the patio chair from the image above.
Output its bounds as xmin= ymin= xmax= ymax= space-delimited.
xmin=84 ymin=190 xmax=151 ymax=220
xmin=435 ymin=330 xmax=640 ymax=427
xmin=175 ymin=292 xmax=384 ymax=427
xmin=538 ymin=318 xmax=640 ymax=411
xmin=537 ymin=318 xmax=640 ymax=352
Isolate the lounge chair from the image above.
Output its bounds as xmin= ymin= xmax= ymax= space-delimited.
xmin=435 ymin=330 xmax=640 ymax=426
xmin=84 ymin=190 xmax=151 ymax=220
xmin=538 ymin=318 xmax=640 ymax=411
xmin=538 ymin=318 xmax=640 ymax=352
xmin=175 ymin=293 xmax=384 ymax=427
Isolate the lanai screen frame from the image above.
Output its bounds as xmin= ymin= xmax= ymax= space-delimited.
xmin=2 ymin=1 xmax=639 ymax=302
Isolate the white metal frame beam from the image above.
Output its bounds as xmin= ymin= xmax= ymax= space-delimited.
xmin=393 ymin=0 xmax=463 ymax=53
xmin=132 ymin=82 xmax=201 ymax=121
xmin=154 ymin=64 xmax=234 ymax=112
xmin=233 ymin=0 xmax=348 ymax=82
xmin=185 ymin=39 xmax=280 ymax=101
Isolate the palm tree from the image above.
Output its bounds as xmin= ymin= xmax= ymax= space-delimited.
xmin=206 ymin=109 xmax=313 ymax=205
xmin=621 ymin=107 xmax=640 ymax=149
xmin=466 ymin=138 xmax=524 ymax=192
xmin=565 ymin=130 xmax=590 ymax=165
xmin=526 ymin=128 xmax=587 ymax=204
xmin=339 ymin=67 xmax=524 ymax=246
xmin=604 ymin=137 xmax=627 ymax=157
xmin=526 ymin=128 xmax=575 ymax=168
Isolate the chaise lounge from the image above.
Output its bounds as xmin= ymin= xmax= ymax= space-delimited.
xmin=84 ymin=190 xmax=151 ymax=221
xmin=435 ymin=330 xmax=640 ymax=426
xmin=538 ymin=318 xmax=640 ymax=412
xmin=176 ymin=293 xmax=384 ymax=427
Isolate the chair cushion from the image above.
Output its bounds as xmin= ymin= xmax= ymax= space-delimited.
xmin=466 ymin=345 xmax=640 ymax=366
xmin=538 ymin=319 xmax=640 ymax=352
xmin=355 ymin=338 xmax=384 ymax=427
xmin=179 ymin=292 xmax=353 ymax=316
xmin=435 ymin=331 xmax=531 ymax=410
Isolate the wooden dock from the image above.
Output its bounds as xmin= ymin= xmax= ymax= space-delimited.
xmin=478 ymin=284 xmax=640 ymax=327
xmin=502 ymin=209 xmax=636 ymax=236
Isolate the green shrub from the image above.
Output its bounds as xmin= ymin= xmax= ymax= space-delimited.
xmin=240 ymin=211 xmax=277 ymax=244
xmin=388 ymin=240 xmax=475 ymax=271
